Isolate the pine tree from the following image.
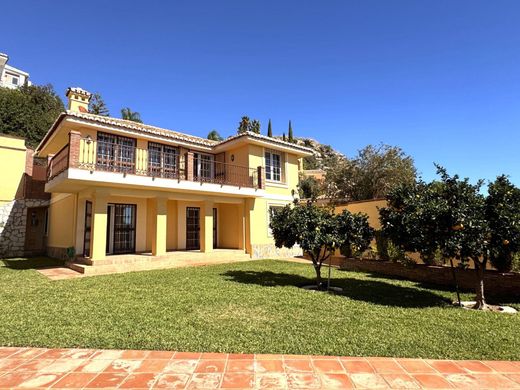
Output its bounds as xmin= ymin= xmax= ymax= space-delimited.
xmin=237 ymin=116 xmax=250 ymax=134
xmin=267 ymin=119 xmax=273 ymax=137
xmin=89 ymin=92 xmax=110 ymax=116
xmin=250 ymin=119 xmax=261 ymax=134
xmin=288 ymin=120 xmax=294 ymax=143
xmin=282 ymin=133 xmax=286 ymax=141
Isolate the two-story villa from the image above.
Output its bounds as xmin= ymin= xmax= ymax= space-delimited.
xmin=35 ymin=88 xmax=312 ymax=273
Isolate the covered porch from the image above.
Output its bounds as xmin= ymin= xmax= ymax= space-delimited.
xmin=73 ymin=188 xmax=251 ymax=264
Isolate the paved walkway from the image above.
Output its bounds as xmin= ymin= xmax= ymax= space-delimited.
xmin=1 ymin=347 xmax=520 ymax=389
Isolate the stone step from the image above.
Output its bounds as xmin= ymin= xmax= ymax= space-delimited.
xmin=65 ymin=251 xmax=251 ymax=276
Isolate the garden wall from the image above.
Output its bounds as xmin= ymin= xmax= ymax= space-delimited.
xmin=333 ymin=257 xmax=520 ymax=298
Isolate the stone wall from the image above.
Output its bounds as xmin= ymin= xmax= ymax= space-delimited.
xmin=0 ymin=199 xmax=49 ymax=257
xmin=251 ymin=244 xmax=303 ymax=259
xmin=334 ymin=257 xmax=520 ymax=298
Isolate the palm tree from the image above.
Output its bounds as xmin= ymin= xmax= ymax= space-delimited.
xmin=121 ymin=107 xmax=143 ymax=123
xmin=207 ymin=130 xmax=223 ymax=141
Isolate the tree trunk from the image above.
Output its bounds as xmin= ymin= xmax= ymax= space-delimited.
xmin=473 ymin=259 xmax=489 ymax=310
xmin=314 ymin=264 xmax=323 ymax=290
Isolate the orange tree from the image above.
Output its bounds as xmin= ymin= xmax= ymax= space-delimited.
xmin=270 ymin=202 xmax=373 ymax=289
xmin=381 ymin=166 xmax=520 ymax=310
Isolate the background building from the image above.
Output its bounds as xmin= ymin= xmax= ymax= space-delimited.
xmin=0 ymin=53 xmax=31 ymax=89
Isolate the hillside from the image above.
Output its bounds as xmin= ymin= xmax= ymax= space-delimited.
xmin=274 ymin=136 xmax=345 ymax=170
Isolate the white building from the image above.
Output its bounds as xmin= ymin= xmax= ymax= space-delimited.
xmin=0 ymin=53 xmax=31 ymax=89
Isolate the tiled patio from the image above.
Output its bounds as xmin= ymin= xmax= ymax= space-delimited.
xmin=1 ymin=347 xmax=520 ymax=389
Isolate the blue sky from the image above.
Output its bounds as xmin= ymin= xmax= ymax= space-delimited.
xmin=2 ymin=1 xmax=519 ymax=184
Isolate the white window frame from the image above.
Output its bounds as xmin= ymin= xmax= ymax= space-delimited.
xmin=265 ymin=149 xmax=282 ymax=182
xmin=196 ymin=152 xmax=214 ymax=179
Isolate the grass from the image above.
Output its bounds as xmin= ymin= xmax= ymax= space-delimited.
xmin=1 ymin=257 xmax=520 ymax=360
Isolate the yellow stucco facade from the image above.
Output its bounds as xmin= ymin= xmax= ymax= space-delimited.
xmin=0 ymin=135 xmax=27 ymax=205
xmin=36 ymin=88 xmax=312 ymax=262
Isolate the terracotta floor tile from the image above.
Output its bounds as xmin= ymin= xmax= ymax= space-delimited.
xmin=148 ymin=351 xmax=176 ymax=360
xmin=19 ymin=373 xmax=63 ymax=388
xmin=90 ymin=350 xmax=124 ymax=360
xmin=74 ymin=359 xmax=113 ymax=373
xmin=136 ymin=359 xmax=170 ymax=373
xmin=286 ymin=373 xmax=321 ymax=389
xmin=39 ymin=348 xmax=73 ymax=360
xmin=221 ymin=372 xmax=254 ymax=388
xmin=40 ymin=358 xmax=87 ymax=373
xmin=102 ymin=358 xmax=143 ymax=373
xmin=369 ymin=359 xmax=406 ymax=374
xmin=319 ymin=373 xmax=354 ymax=389
xmin=85 ymin=372 xmax=129 ymax=388
xmin=174 ymin=352 xmax=202 ymax=359
xmin=121 ymin=350 xmax=151 ymax=360
xmin=256 ymin=354 xmax=284 ymax=360
xmin=350 ymin=373 xmax=389 ymax=389
xmin=457 ymin=360 xmax=494 ymax=373
xmin=226 ymin=359 xmax=254 ymax=373
xmin=396 ymin=359 xmax=437 ymax=374
xmin=187 ymin=372 xmax=222 ymax=389
xmin=283 ymin=355 xmax=311 ymax=360
xmin=341 ymin=359 xmax=375 ymax=373
xmin=483 ymin=360 xmax=520 ymax=373
xmin=255 ymin=373 xmax=287 ymax=389
xmin=195 ymin=359 xmax=226 ymax=373
xmin=382 ymin=373 xmax=420 ymax=389
xmin=9 ymin=348 xmax=47 ymax=360
xmin=200 ymin=352 xmax=226 ymax=359
xmin=163 ymin=359 xmax=199 ymax=374
xmin=413 ymin=374 xmax=454 ymax=388
xmin=284 ymin=359 xmax=313 ymax=373
xmin=0 ymin=372 xmax=35 ymax=388
xmin=0 ymin=359 xmax=28 ymax=371
xmin=153 ymin=373 xmax=190 ymax=389
xmin=444 ymin=373 xmax=480 ymax=388
xmin=228 ymin=353 xmax=254 ymax=360
xmin=427 ymin=360 xmax=466 ymax=374
xmin=312 ymin=359 xmax=344 ymax=373
xmin=0 ymin=348 xmax=21 ymax=359
xmin=256 ymin=359 xmax=285 ymax=373
xmin=472 ymin=373 xmax=520 ymax=388
xmin=51 ymin=372 xmax=98 ymax=388
xmin=120 ymin=372 xmax=159 ymax=388
xmin=507 ymin=374 xmax=520 ymax=384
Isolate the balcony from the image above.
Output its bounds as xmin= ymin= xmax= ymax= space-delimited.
xmin=46 ymin=135 xmax=265 ymax=196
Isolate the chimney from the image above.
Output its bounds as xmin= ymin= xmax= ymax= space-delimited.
xmin=65 ymin=87 xmax=92 ymax=113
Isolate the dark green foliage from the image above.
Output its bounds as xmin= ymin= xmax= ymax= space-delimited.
xmin=207 ymin=129 xmax=223 ymax=141
xmin=486 ymin=175 xmax=520 ymax=272
xmin=297 ymin=175 xmax=323 ymax=200
xmin=121 ymin=107 xmax=142 ymax=123
xmin=270 ymin=203 xmax=340 ymax=287
xmin=288 ymin=120 xmax=294 ymax=143
xmin=267 ymin=119 xmax=273 ymax=137
xmin=380 ymin=165 xmax=520 ymax=309
xmin=325 ymin=144 xmax=417 ymax=201
xmin=336 ymin=210 xmax=374 ymax=259
xmin=88 ymin=92 xmax=109 ymax=116
xmin=375 ymin=231 xmax=390 ymax=261
xmin=282 ymin=133 xmax=286 ymax=141
xmin=237 ymin=116 xmax=260 ymax=134
xmin=0 ymin=84 xmax=64 ymax=148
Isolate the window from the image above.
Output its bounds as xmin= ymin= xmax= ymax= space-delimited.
xmin=267 ymin=204 xmax=284 ymax=236
xmin=148 ymin=142 xmax=179 ymax=178
xmin=193 ymin=153 xmax=214 ymax=180
xmin=12 ymin=77 xmax=19 ymax=85
xmin=96 ymin=132 xmax=136 ymax=173
xmin=265 ymin=150 xmax=282 ymax=182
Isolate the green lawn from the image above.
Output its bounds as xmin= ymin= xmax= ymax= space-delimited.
xmin=1 ymin=257 xmax=520 ymax=360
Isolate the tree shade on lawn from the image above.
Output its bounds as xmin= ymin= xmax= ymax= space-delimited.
xmin=1 ymin=258 xmax=520 ymax=360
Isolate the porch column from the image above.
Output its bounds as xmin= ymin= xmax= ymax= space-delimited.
xmin=200 ymin=200 xmax=214 ymax=253
xmin=238 ymin=201 xmax=245 ymax=250
xmin=152 ymin=197 xmax=167 ymax=256
xmin=90 ymin=191 xmax=108 ymax=261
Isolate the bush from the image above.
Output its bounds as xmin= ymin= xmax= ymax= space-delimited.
xmin=374 ymin=230 xmax=390 ymax=261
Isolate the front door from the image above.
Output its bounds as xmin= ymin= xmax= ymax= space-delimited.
xmin=83 ymin=201 xmax=92 ymax=257
xmin=186 ymin=207 xmax=200 ymax=250
xmin=213 ymin=208 xmax=217 ymax=249
xmin=24 ymin=207 xmax=47 ymax=254
xmin=112 ymin=204 xmax=136 ymax=254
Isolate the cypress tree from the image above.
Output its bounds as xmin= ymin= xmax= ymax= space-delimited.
xmin=267 ymin=119 xmax=273 ymax=137
xmin=288 ymin=120 xmax=294 ymax=143
xmin=282 ymin=133 xmax=286 ymax=141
